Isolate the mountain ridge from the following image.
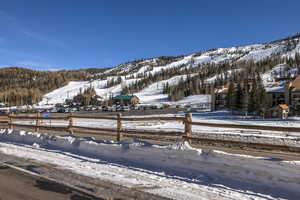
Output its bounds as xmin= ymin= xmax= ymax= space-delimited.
xmin=1 ymin=32 xmax=300 ymax=106
xmin=2 ymin=32 xmax=300 ymax=73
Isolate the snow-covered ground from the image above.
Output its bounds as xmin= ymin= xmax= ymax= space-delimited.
xmin=0 ymin=129 xmax=299 ymax=200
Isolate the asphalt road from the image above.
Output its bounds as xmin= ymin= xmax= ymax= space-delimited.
xmin=0 ymin=164 xmax=102 ymax=200
xmin=0 ymin=151 xmax=171 ymax=200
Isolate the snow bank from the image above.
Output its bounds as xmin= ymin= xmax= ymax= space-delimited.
xmin=0 ymin=129 xmax=299 ymax=194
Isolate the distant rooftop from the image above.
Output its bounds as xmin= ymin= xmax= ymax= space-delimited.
xmin=265 ymin=86 xmax=285 ymax=93
xmin=113 ymin=95 xmax=137 ymax=100
xmin=291 ymin=74 xmax=300 ymax=90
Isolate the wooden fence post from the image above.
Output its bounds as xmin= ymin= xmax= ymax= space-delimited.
xmin=184 ymin=113 xmax=192 ymax=141
xmin=35 ymin=112 xmax=40 ymax=132
xmin=117 ymin=113 xmax=122 ymax=141
xmin=8 ymin=113 xmax=13 ymax=129
xmin=68 ymin=113 xmax=74 ymax=134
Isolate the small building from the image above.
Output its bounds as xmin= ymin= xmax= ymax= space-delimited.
xmin=72 ymin=94 xmax=103 ymax=106
xmin=112 ymin=95 xmax=140 ymax=106
xmin=267 ymin=104 xmax=289 ymax=119
xmin=265 ymin=86 xmax=286 ymax=107
xmin=289 ymin=75 xmax=300 ymax=111
xmin=265 ymin=74 xmax=300 ymax=114
xmin=214 ymin=87 xmax=228 ymax=109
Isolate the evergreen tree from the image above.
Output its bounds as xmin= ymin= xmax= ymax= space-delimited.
xmin=242 ymin=85 xmax=249 ymax=116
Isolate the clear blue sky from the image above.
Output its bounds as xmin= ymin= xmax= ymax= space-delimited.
xmin=0 ymin=0 xmax=299 ymax=70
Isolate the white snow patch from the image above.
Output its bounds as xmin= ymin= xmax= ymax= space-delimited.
xmin=0 ymin=129 xmax=299 ymax=199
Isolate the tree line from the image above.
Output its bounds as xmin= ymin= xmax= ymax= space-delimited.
xmin=0 ymin=67 xmax=98 ymax=106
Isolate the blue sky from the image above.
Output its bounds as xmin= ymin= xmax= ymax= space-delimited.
xmin=0 ymin=0 xmax=299 ymax=70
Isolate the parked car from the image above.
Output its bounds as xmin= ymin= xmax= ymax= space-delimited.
xmin=0 ymin=110 xmax=8 ymax=114
xmin=150 ymin=105 xmax=158 ymax=109
xmin=123 ymin=106 xmax=130 ymax=111
xmin=139 ymin=104 xmax=152 ymax=110
xmin=70 ymin=107 xmax=78 ymax=112
xmin=91 ymin=106 xmax=97 ymax=111
xmin=130 ymin=105 xmax=138 ymax=110
xmin=184 ymin=104 xmax=191 ymax=108
xmin=57 ymin=108 xmax=65 ymax=113
xmin=97 ymin=106 xmax=102 ymax=111
xmin=37 ymin=109 xmax=45 ymax=113
xmin=102 ymin=106 xmax=109 ymax=112
xmin=20 ymin=109 xmax=28 ymax=113
xmin=176 ymin=105 xmax=183 ymax=109
xmin=116 ymin=105 xmax=123 ymax=112
xmin=111 ymin=106 xmax=117 ymax=112
xmin=50 ymin=108 xmax=58 ymax=113
xmin=158 ymin=105 xmax=164 ymax=109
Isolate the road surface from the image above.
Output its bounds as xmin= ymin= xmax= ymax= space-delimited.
xmin=0 ymin=164 xmax=102 ymax=200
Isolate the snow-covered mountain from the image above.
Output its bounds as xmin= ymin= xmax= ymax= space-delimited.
xmin=40 ymin=33 xmax=300 ymax=105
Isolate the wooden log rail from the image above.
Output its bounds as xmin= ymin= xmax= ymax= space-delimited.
xmin=2 ymin=113 xmax=300 ymax=153
xmin=10 ymin=116 xmax=68 ymax=120
xmin=72 ymin=115 xmax=117 ymax=120
xmin=120 ymin=117 xmax=186 ymax=121
xmin=9 ymin=123 xmax=68 ymax=131
xmin=186 ymin=136 xmax=300 ymax=153
xmin=72 ymin=126 xmax=116 ymax=133
xmin=122 ymin=128 xmax=183 ymax=136
xmin=189 ymin=121 xmax=300 ymax=132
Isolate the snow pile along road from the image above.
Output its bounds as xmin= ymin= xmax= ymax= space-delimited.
xmin=0 ymin=128 xmax=299 ymax=199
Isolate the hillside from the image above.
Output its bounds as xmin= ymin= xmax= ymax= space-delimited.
xmin=1 ymin=33 xmax=300 ymax=107
xmin=0 ymin=67 xmax=108 ymax=106
xmin=39 ymin=33 xmax=300 ymax=106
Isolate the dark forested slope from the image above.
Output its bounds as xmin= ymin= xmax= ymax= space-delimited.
xmin=0 ymin=67 xmax=107 ymax=105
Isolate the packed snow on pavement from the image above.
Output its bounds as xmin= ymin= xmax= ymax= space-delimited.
xmin=0 ymin=129 xmax=299 ymax=200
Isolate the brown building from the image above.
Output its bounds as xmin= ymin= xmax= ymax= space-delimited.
xmin=266 ymin=104 xmax=289 ymax=119
xmin=212 ymin=82 xmax=255 ymax=110
xmin=73 ymin=94 xmax=103 ymax=106
xmin=211 ymin=73 xmax=300 ymax=116
xmin=289 ymin=75 xmax=300 ymax=110
xmin=214 ymin=87 xmax=228 ymax=109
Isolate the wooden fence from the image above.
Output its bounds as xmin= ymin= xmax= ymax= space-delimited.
xmin=4 ymin=113 xmax=189 ymax=142
xmin=0 ymin=113 xmax=300 ymax=153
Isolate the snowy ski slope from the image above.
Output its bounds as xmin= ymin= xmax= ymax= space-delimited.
xmin=40 ymin=36 xmax=300 ymax=105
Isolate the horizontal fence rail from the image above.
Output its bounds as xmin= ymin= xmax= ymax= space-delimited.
xmin=120 ymin=117 xmax=185 ymax=122
xmin=190 ymin=122 xmax=300 ymax=132
xmin=10 ymin=123 xmax=68 ymax=131
xmin=121 ymin=129 xmax=184 ymax=136
xmin=186 ymin=136 xmax=300 ymax=153
xmin=0 ymin=113 xmax=299 ymax=153
xmin=72 ymin=126 xmax=117 ymax=133
xmin=10 ymin=115 xmax=68 ymax=120
xmin=72 ymin=115 xmax=117 ymax=120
